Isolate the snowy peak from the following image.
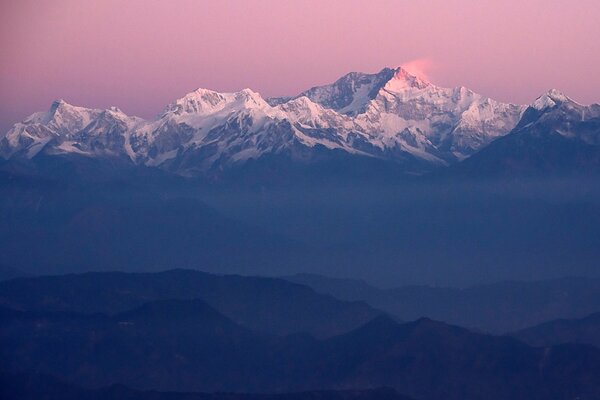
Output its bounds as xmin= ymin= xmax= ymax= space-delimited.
xmin=164 ymin=88 xmax=270 ymax=118
xmin=48 ymin=98 xmax=93 ymax=114
xmin=276 ymin=95 xmax=348 ymax=130
xmin=294 ymin=67 xmax=396 ymax=115
xmin=277 ymin=96 xmax=324 ymax=117
xmin=532 ymin=89 xmax=571 ymax=110
xmin=32 ymin=99 xmax=102 ymax=135
xmin=546 ymin=88 xmax=569 ymax=101
xmin=235 ymin=88 xmax=270 ymax=109
xmin=519 ymin=88 xmax=599 ymax=130
xmin=164 ymin=88 xmax=231 ymax=116
xmin=279 ymin=66 xmax=431 ymax=116
xmin=49 ymin=99 xmax=67 ymax=114
xmin=383 ymin=67 xmax=431 ymax=92
xmin=513 ymin=89 xmax=600 ymax=145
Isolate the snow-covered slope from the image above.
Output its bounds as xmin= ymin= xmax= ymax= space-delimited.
xmin=512 ymin=89 xmax=600 ymax=146
xmin=1 ymin=67 xmax=535 ymax=175
xmin=450 ymin=90 xmax=600 ymax=175
xmin=282 ymin=67 xmax=525 ymax=162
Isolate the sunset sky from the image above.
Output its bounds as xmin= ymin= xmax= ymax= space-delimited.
xmin=2 ymin=0 xmax=600 ymax=132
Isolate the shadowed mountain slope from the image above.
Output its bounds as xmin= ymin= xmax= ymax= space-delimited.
xmin=0 ymin=270 xmax=380 ymax=338
xmin=1 ymin=302 xmax=600 ymax=399
xmin=284 ymin=274 xmax=600 ymax=333
xmin=513 ymin=311 xmax=600 ymax=348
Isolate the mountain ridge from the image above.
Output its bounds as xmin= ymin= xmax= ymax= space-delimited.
xmin=283 ymin=274 xmax=600 ymax=333
xmin=2 ymin=290 xmax=600 ymax=399
xmin=447 ymin=90 xmax=600 ymax=176
xmin=1 ymin=66 xmax=539 ymax=176
xmin=513 ymin=311 xmax=600 ymax=348
xmin=0 ymin=269 xmax=382 ymax=338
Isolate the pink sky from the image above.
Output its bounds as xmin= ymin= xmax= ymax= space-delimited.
xmin=1 ymin=0 xmax=599 ymax=132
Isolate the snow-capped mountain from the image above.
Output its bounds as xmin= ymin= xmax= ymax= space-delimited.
xmin=518 ymin=89 xmax=600 ymax=144
xmin=284 ymin=67 xmax=525 ymax=162
xmin=451 ymin=90 xmax=600 ymax=175
xmin=0 ymin=67 xmax=540 ymax=176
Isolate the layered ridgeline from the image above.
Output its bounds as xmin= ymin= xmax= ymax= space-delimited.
xmin=0 ymin=67 xmax=528 ymax=176
xmin=2 ymin=271 xmax=600 ymax=399
xmin=513 ymin=311 xmax=600 ymax=348
xmin=284 ymin=274 xmax=600 ymax=334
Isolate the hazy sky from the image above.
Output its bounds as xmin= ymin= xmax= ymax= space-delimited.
xmin=1 ymin=0 xmax=600 ymax=132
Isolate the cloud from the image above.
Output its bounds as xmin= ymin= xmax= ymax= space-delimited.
xmin=401 ymin=58 xmax=434 ymax=82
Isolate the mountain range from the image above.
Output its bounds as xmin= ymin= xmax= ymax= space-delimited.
xmin=2 ymin=270 xmax=600 ymax=400
xmin=514 ymin=311 xmax=600 ymax=348
xmin=2 ymin=66 xmax=597 ymax=177
xmin=0 ymin=269 xmax=381 ymax=338
xmin=284 ymin=274 xmax=600 ymax=333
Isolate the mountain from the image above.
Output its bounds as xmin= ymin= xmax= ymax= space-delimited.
xmin=280 ymin=67 xmax=524 ymax=161
xmin=2 ymin=301 xmax=600 ymax=399
xmin=0 ymin=67 xmax=525 ymax=176
xmin=0 ymin=300 xmax=277 ymax=392
xmin=0 ymin=270 xmax=381 ymax=338
xmin=513 ymin=311 xmax=600 ymax=348
xmin=0 ymin=372 xmax=412 ymax=400
xmin=284 ymin=274 xmax=600 ymax=333
xmin=448 ymin=90 xmax=600 ymax=176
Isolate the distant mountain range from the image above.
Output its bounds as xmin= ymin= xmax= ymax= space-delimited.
xmin=284 ymin=274 xmax=600 ymax=333
xmin=2 ymin=270 xmax=600 ymax=400
xmin=2 ymin=67 xmax=598 ymax=177
xmin=514 ymin=311 xmax=600 ymax=348
xmin=0 ymin=269 xmax=380 ymax=338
